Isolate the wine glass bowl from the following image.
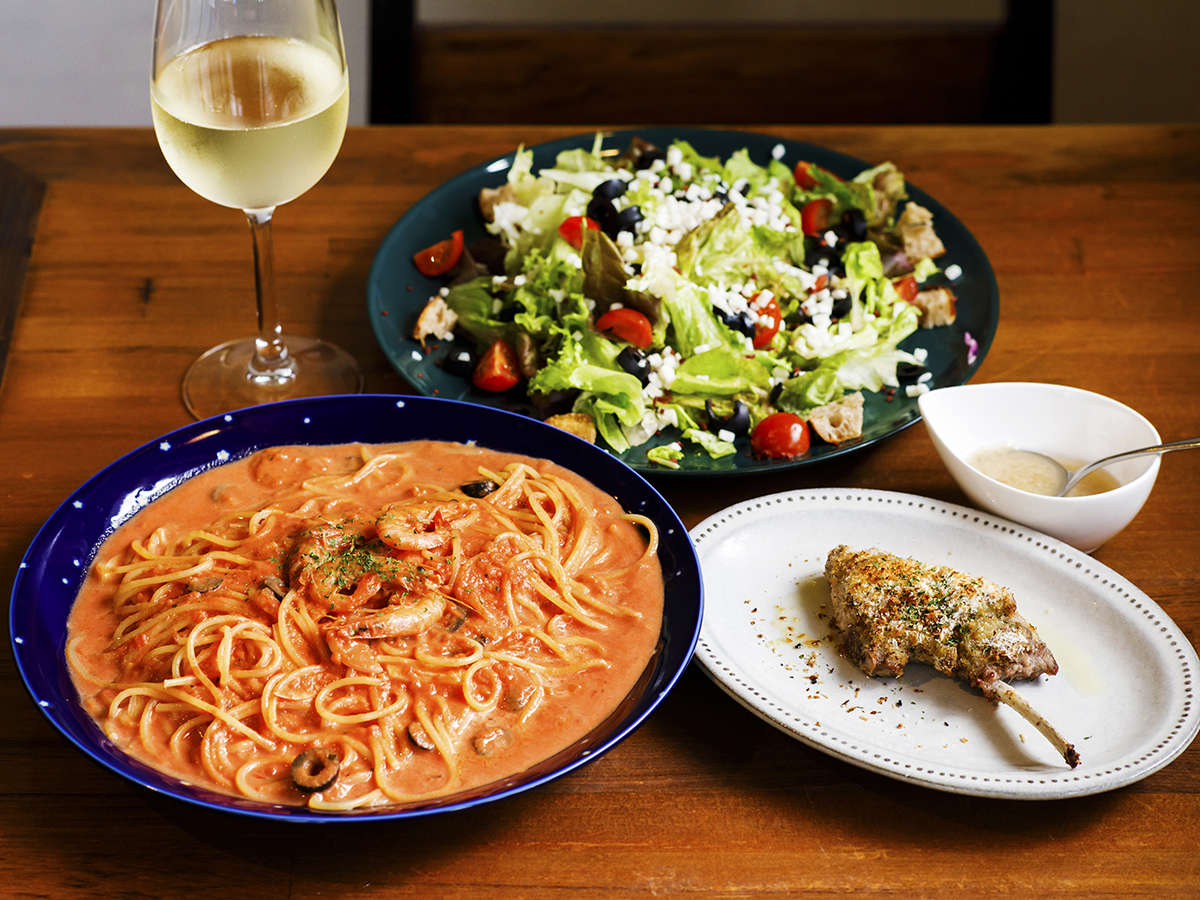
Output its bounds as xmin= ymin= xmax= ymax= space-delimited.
xmin=151 ymin=0 xmax=362 ymax=417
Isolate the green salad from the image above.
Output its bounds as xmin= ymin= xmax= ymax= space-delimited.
xmin=411 ymin=134 xmax=956 ymax=467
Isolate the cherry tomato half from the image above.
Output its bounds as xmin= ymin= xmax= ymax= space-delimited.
xmin=594 ymin=307 xmax=653 ymax=349
xmin=413 ymin=229 xmax=464 ymax=277
xmin=893 ymin=275 xmax=919 ymax=303
xmin=793 ymin=161 xmax=818 ymax=190
xmin=801 ymin=198 xmax=835 ymax=237
xmin=749 ymin=292 xmax=782 ymax=349
xmin=557 ymin=215 xmax=601 ymax=250
xmin=472 ymin=339 xmax=520 ymax=392
xmin=751 ymin=412 xmax=811 ymax=459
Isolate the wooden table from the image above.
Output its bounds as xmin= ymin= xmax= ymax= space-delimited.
xmin=1 ymin=125 xmax=1197 ymax=896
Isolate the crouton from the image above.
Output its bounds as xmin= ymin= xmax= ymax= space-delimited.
xmin=478 ymin=183 xmax=514 ymax=222
xmin=544 ymin=413 xmax=596 ymax=443
xmin=910 ymin=286 xmax=957 ymax=328
xmin=808 ymin=392 xmax=864 ymax=444
xmin=897 ymin=202 xmax=946 ymax=262
xmin=411 ymin=295 xmax=458 ymax=348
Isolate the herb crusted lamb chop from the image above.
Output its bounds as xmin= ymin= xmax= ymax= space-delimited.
xmin=825 ymin=545 xmax=1079 ymax=768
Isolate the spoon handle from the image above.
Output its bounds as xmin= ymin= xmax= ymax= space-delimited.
xmin=1061 ymin=436 xmax=1200 ymax=495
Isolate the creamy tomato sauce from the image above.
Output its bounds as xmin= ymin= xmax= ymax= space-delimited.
xmin=67 ymin=441 xmax=664 ymax=809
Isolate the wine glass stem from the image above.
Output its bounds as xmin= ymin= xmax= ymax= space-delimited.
xmin=245 ymin=206 xmax=294 ymax=384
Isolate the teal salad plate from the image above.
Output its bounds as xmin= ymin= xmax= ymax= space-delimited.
xmin=367 ymin=128 xmax=998 ymax=476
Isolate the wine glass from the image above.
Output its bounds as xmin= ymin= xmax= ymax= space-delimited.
xmin=151 ymin=0 xmax=362 ymax=419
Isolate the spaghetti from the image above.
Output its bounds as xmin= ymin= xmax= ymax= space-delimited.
xmin=67 ymin=440 xmax=664 ymax=810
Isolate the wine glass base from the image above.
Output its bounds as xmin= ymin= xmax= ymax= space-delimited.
xmin=181 ymin=335 xmax=364 ymax=419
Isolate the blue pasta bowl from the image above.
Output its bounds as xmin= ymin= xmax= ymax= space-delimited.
xmin=10 ymin=394 xmax=702 ymax=822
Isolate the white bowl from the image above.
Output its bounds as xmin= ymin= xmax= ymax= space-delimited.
xmin=918 ymin=382 xmax=1161 ymax=551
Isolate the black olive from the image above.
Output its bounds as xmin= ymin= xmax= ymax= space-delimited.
xmin=831 ymin=294 xmax=852 ymax=319
xmin=896 ymin=362 xmax=928 ymax=383
xmin=769 ymin=382 xmax=785 ymax=405
xmin=616 ymin=346 xmax=650 ymax=385
xmin=291 ymin=748 xmax=339 ymax=793
xmin=634 ymin=146 xmax=666 ymax=170
xmin=804 ymin=241 xmax=840 ymax=269
xmin=460 ymin=480 xmax=499 ymax=498
xmin=613 ymin=205 xmax=644 ymax=233
xmin=586 ymin=196 xmax=616 ymax=230
xmin=713 ymin=305 xmax=756 ymax=338
xmin=705 ymin=399 xmax=751 ymax=435
xmin=468 ymin=237 xmax=508 ymax=276
xmin=442 ymin=347 xmax=475 ymax=377
xmin=842 ymin=208 xmax=868 ymax=241
xmin=593 ymin=178 xmax=628 ymax=200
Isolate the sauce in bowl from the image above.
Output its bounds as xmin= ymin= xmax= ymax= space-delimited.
xmin=969 ymin=447 xmax=1121 ymax=497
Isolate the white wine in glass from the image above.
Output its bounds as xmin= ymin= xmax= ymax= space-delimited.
xmin=152 ymin=0 xmax=362 ymax=418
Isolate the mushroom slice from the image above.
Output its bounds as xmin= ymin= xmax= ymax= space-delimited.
xmin=186 ymin=575 xmax=224 ymax=593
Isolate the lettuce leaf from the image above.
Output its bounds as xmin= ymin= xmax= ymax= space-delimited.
xmin=669 ymin=347 xmax=772 ymax=397
xmin=682 ymin=428 xmax=737 ymax=459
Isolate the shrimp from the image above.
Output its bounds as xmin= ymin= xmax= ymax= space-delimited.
xmin=325 ymin=591 xmax=448 ymax=641
xmin=289 ymin=524 xmax=367 ymax=604
xmin=288 ymin=521 xmax=402 ymax=614
xmin=320 ymin=591 xmax=448 ymax=675
xmin=376 ymin=499 xmax=479 ymax=551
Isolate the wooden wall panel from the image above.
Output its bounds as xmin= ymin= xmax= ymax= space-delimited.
xmin=404 ymin=24 xmax=1013 ymax=125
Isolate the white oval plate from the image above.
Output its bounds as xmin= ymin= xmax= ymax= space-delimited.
xmin=691 ymin=489 xmax=1199 ymax=799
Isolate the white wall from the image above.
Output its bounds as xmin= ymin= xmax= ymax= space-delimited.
xmin=0 ymin=0 xmax=371 ymax=126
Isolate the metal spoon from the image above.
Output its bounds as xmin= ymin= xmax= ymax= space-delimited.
xmin=1042 ymin=437 xmax=1200 ymax=497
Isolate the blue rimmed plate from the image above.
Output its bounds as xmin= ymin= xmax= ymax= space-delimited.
xmin=367 ymin=127 xmax=999 ymax=476
xmin=10 ymin=394 xmax=702 ymax=822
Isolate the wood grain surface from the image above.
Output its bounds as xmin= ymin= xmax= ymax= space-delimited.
xmin=0 ymin=125 xmax=1197 ymax=897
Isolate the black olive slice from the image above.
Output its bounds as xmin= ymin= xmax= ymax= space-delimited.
xmin=593 ymin=178 xmax=628 ymax=200
xmin=713 ymin=305 xmax=756 ymax=338
xmin=705 ymin=399 xmax=751 ymax=435
xmin=442 ymin=347 xmax=475 ymax=377
xmin=586 ymin=196 xmax=616 ymax=230
xmin=613 ymin=205 xmax=644 ymax=233
xmin=460 ymin=480 xmax=499 ymax=498
xmin=616 ymin=346 xmax=650 ymax=386
xmin=291 ymin=748 xmax=340 ymax=793
xmin=842 ymin=208 xmax=868 ymax=241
